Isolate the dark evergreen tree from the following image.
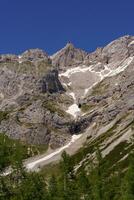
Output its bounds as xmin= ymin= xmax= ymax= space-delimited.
xmin=19 ymin=172 xmax=48 ymax=200
xmin=120 ymin=153 xmax=134 ymax=200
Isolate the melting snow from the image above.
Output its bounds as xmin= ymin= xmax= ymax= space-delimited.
xmin=69 ymin=92 xmax=76 ymax=101
xmin=59 ymin=65 xmax=93 ymax=78
xmin=18 ymin=55 xmax=22 ymax=64
xmin=63 ymin=56 xmax=134 ymax=116
xmin=84 ymin=88 xmax=89 ymax=96
xmin=66 ymin=104 xmax=80 ymax=118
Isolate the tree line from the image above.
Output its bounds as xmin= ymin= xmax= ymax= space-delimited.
xmin=0 ymin=134 xmax=134 ymax=200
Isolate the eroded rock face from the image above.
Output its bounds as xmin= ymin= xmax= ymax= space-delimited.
xmin=20 ymin=49 xmax=50 ymax=63
xmin=51 ymin=43 xmax=87 ymax=69
xmin=84 ymin=35 xmax=134 ymax=67
xmin=0 ymin=35 xmax=134 ymax=152
xmin=0 ymin=55 xmax=71 ymax=147
xmin=39 ymin=70 xmax=65 ymax=93
xmin=0 ymin=54 xmax=18 ymax=62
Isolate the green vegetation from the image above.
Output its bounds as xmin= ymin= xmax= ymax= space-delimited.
xmin=0 ymin=126 xmax=134 ymax=200
xmin=0 ymin=60 xmax=52 ymax=77
xmin=81 ymin=103 xmax=95 ymax=113
xmin=91 ymin=80 xmax=109 ymax=96
xmin=0 ymin=133 xmax=48 ymax=171
xmin=43 ymin=100 xmax=68 ymax=117
xmin=1 ymin=148 xmax=134 ymax=200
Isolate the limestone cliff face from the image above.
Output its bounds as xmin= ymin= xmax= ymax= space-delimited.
xmin=40 ymin=70 xmax=65 ymax=93
xmin=0 ymin=35 xmax=134 ymax=160
xmin=51 ymin=43 xmax=87 ymax=69
xmin=50 ymin=35 xmax=134 ymax=168
xmin=0 ymin=51 xmax=71 ymax=148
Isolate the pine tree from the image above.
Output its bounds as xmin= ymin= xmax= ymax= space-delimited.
xmin=19 ymin=172 xmax=48 ymax=200
xmin=48 ymin=174 xmax=59 ymax=200
xmin=59 ymin=151 xmax=79 ymax=200
xmin=77 ymin=168 xmax=92 ymax=199
xmin=120 ymin=153 xmax=134 ymax=200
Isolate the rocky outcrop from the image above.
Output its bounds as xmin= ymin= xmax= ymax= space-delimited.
xmin=20 ymin=49 xmax=51 ymax=63
xmin=0 ymin=54 xmax=71 ymax=148
xmin=0 ymin=54 xmax=18 ymax=62
xmin=39 ymin=70 xmax=65 ymax=93
xmin=51 ymin=42 xmax=87 ymax=69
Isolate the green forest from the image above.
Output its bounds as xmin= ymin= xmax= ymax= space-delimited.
xmin=0 ymin=134 xmax=134 ymax=200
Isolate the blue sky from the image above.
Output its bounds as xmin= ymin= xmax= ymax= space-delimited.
xmin=0 ymin=0 xmax=134 ymax=55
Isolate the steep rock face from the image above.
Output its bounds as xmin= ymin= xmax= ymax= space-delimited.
xmin=58 ymin=36 xmax=134 ymax=100
xmin=84 ymin=35 xmax=134 ymax=67
xmin=71 ymin=59 xmax=134 ymax=171
xmin=49 ymin=35 xmax=134 ymax=170
xmin=0 ymin=55 xmax=71 ymax=148
xmin=51 ymin=43 xmax=87 ymax=69
xmin=0 ymin=35 xmax=134 ymax=162
xmin=40 ymin=70 xmax=65 ymax=93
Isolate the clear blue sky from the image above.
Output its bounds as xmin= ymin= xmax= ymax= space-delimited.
xmin=0 ymin=0 xmax=134 ymax=55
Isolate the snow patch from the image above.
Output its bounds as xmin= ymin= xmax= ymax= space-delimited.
xmin=66 ymin=104 xmax=80 ymax=118
xmin=59 ymin=65 xmax=93 ymax=78
xmin=18 ymin=55 xmax=22 ymax=64
xmin=83 ymin=81 xmax=99 ymax=97
xmin=69 ymin=92 xmax=76 ymax=101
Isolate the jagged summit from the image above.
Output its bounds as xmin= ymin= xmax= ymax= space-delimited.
xmin=1 ymin=35 xmax=134 ymax=66
xmin=51 ymin=42 xmax=87 ymax=69
xmin=19 ymin=48 xmax=49 ymax=62
xmin=65 ymin=42 xmax=75 ymax=49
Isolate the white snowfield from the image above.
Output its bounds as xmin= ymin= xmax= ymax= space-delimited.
xmin=59 ymin=56 xmax=134 ymax=81
xmin=60 ymin=56 xmax=134 ymax=119
xmin=65 ymin=92 xmax=81 ymax=118
xmin=66 ymin=104 xmax=81 ymax=118
xmin=59 ymin=56 xmax=134 ymax=100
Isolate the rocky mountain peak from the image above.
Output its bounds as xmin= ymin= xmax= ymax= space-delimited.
xmin=65 ymin=42 xmax=75 ymax=49
xmin=19 ymin=48 xmax=50 ymax=63
xmin=51 ymin=43 xmax=87 ymax=69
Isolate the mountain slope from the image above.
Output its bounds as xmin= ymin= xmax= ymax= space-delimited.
xmin=0 ymin=35 xmax=134 ymax=172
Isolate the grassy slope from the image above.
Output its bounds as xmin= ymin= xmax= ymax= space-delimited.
xmin=0 ymin=133 xmax=48 ymax=169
